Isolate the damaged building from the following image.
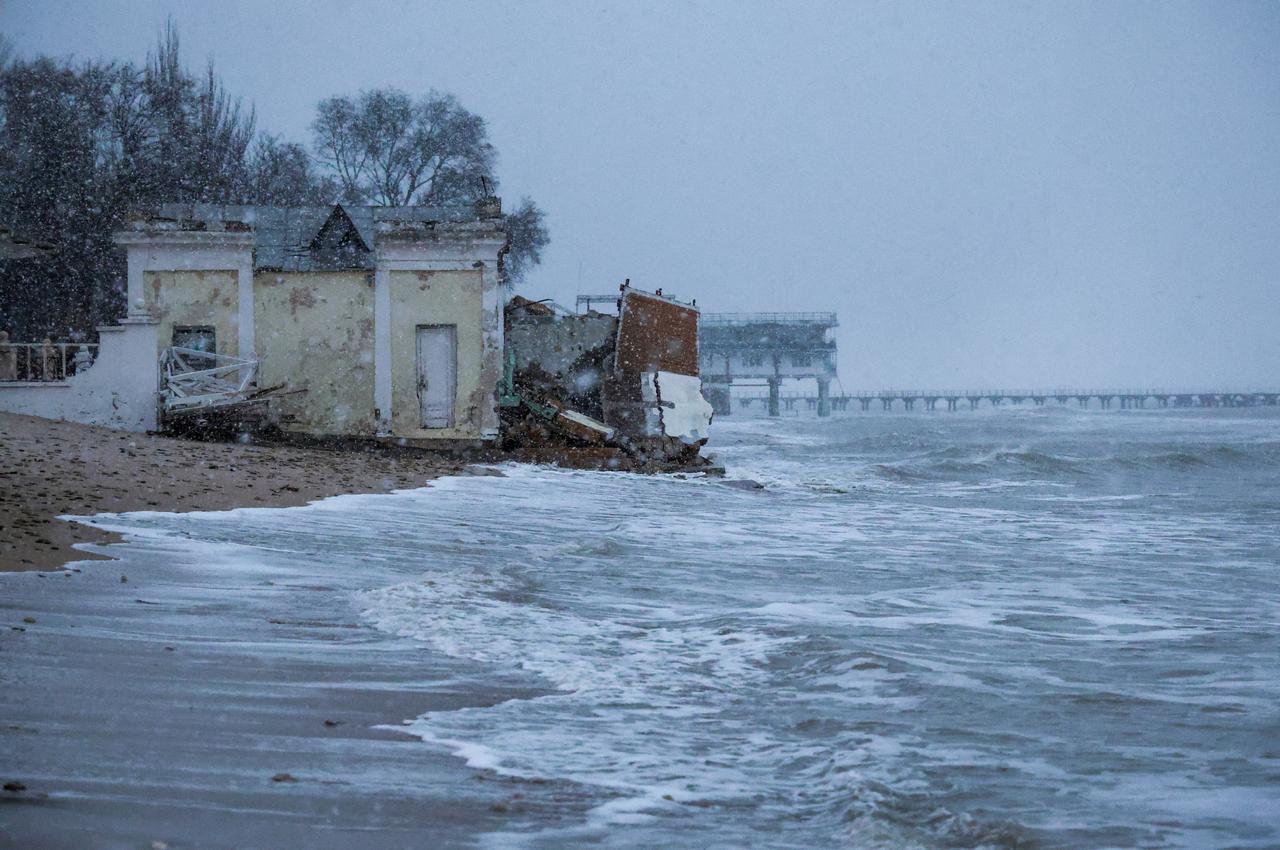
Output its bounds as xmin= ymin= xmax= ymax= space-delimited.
xmin=113 ymin=201 xmax=507 ymax=443
xmin=502 ymin=285 xmax=715 ymax=469
xmin=0 ymin=203 xmax=718 ymax=470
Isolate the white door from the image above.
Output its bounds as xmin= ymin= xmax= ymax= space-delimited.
xmin=416 ymin=325 xmax=457 ymax=428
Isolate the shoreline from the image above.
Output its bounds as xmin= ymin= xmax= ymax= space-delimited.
xmin=0 ymin=498 xmax=586 ymax=847
xmin=0 ymin=412 xmax=469 ymax=572
xmin=1 ymin=412 xmax=719 ymax=573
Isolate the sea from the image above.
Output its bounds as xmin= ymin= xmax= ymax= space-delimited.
xmin=77 ymin=407 xmax=1280 ymax=848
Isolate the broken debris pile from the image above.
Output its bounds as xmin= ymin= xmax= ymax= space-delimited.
xmin=159 ymin=346 xmax=295 ymax=436
xmin=502 ymin=286 xmax=715 ymax=470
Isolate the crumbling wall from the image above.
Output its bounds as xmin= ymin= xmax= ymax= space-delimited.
xmin=144 ymin=270 xmax=239 ymax=358
xmin=603 ymin=289 xmax=702 ymax=441
xmin=254 ymin=272 xmax=375 ymax=436
xmin=0 ymin=319 xmax=159 ymax=431
xmin=502 ymin=290 xmax=713 ymax=467
xmin=507 ymin=312 xmax=617 ymax=418
xmin=508 ymin=313 xmax=617 ymax=376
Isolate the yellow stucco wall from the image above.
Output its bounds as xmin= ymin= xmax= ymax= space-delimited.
xmin=389 ymin=269 xmax=486 ymax=439
xmin=144 ymin=270 xmax=238 ymax=357
xmin=254 ymin=272 xmax=376 ymax=436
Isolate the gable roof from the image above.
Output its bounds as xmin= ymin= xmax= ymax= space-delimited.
xmin=138 ymin=203 xmax=499 ymax=272
xmin=309 ymin=204 xmax=371 ymax=253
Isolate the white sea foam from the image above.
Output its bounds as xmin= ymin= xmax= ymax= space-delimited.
xmin=49 ymin=410 xmax=1280 ymax=848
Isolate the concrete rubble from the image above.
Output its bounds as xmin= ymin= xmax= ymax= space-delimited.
xmin=501 ymin=284 xmax=717 ymax=471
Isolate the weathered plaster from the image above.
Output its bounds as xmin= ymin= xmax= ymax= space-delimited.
xmin=374 ymin=226 xmax=506 ymax=441
xmin=144 ymin=270 xmax=239 ymax=358
xmin=254 ymin=272 xmax=376 ymax=436
xmin=113 ymin=209 xmax=505 ymax=442
xmin=116 ymin=231 xmax=253 ymax=336
xmin=388 ymin=269 xmax=484 ymax=439
xmin=373 ymin=266 xmax=392 ymax=432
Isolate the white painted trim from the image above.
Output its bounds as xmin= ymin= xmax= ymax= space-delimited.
xmin=115 ymin=231 xmax=255 ymax=248
xmin=126 ymin=249 xmax=145 ymax=313
xmin=373 ymin=234 xmax=506 ymax=442
xmin=118 ymin=236 xmax=255 ymax=367
xmin=122 ymin=242 xmax=254 ymax=320
xmin=237 ymin=256 xmax=255 ymax=361
xmin=126 ymin=245 xmax=253 ymax=272
xmin=373 ymin=265 xmax=392 ymax=435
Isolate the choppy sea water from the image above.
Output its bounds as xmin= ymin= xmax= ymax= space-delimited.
xmin=85 ymin=408 xmax=1280 ymax=848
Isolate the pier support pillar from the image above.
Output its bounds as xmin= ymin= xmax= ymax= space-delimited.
xmin=703 ymin=384 xmax=732 ymax=417
xmin=767 ymin=377 xmax=781 ymax=417
xmin=816 ymin=377 xmax=831 ymax=417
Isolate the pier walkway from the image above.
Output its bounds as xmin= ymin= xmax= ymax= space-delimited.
xmin=727 ymin=389 xmax=1280 ymax=414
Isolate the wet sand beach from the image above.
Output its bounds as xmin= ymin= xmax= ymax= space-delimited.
xmin=0 ymin=515 xmax=580 ymax=849
xmin=0 ymin=415 xmax=588 ymax=847
xmin=0 ymin=412 xmax=465 ymax=572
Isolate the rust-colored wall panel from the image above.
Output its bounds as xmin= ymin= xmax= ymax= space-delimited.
xmin=613 ymin=291 xmax=699 ymax=378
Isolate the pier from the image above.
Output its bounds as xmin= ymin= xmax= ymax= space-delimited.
xmin=699 ymin=312 xmax=839 ymax=417
xmin=692 ymin=311 xmax=1277 ymax=416
xmin=726 ymin=389 xmax=1280 ymax=415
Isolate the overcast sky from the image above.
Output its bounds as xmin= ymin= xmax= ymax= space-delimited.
xmin=5 ymin=0 xmax=1278 ymax=388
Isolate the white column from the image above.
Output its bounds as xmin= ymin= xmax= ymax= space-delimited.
xmin=237 ymin=258 xmax=254 ymax=359
xmin=126 ymin=248 xmax=146 ymax=316
xmin=478 ymin=258 xmax=503 ymax=439
xmin=374 ymin=265 xmax=392 ymax=435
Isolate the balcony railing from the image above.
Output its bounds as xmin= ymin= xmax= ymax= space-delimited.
xmin=700 ymin=312 xmax=838 ymax=326
xmin=0 ymin=341 xmax=99 ymax=382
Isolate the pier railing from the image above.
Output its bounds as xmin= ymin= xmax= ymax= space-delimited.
xmin=701 ymin=312 xmax=838 ymax=326
xmin=726 ymin=388 xmax=1280 ymax=412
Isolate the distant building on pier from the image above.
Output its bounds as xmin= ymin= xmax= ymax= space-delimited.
xmin=698 ymin=312 xmax=838 ymax=416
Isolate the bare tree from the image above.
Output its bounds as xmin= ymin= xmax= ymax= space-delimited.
xmin=312 ymin=88 xmax=495 ymax=206
xmin=311 ymin=87 xmax=548 ymax=284
xmin=247 ymin=135 xmax=337 ymax=206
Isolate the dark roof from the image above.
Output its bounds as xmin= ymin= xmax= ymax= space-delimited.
xmin=141 ymin=203 xmax=500 ymax=272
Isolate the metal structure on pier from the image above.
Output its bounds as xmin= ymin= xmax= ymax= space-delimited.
xmin=698 ymin=312 xmax=839 ymax=417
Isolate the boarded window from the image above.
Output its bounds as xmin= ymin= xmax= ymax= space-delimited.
xmin=173 ymin=326 xmax=216 ymax=369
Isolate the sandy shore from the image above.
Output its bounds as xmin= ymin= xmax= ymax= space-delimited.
xmin=0 ymin=502 xmax=586 ymax=848
xmin=0 ymin=412 xmax=467 ymax=572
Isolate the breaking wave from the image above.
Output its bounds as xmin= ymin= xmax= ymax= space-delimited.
xmin=52 ymin=406 xmax=1280 ymax=848
xmin=351 ymin=405 xmax=1280 ymax=848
